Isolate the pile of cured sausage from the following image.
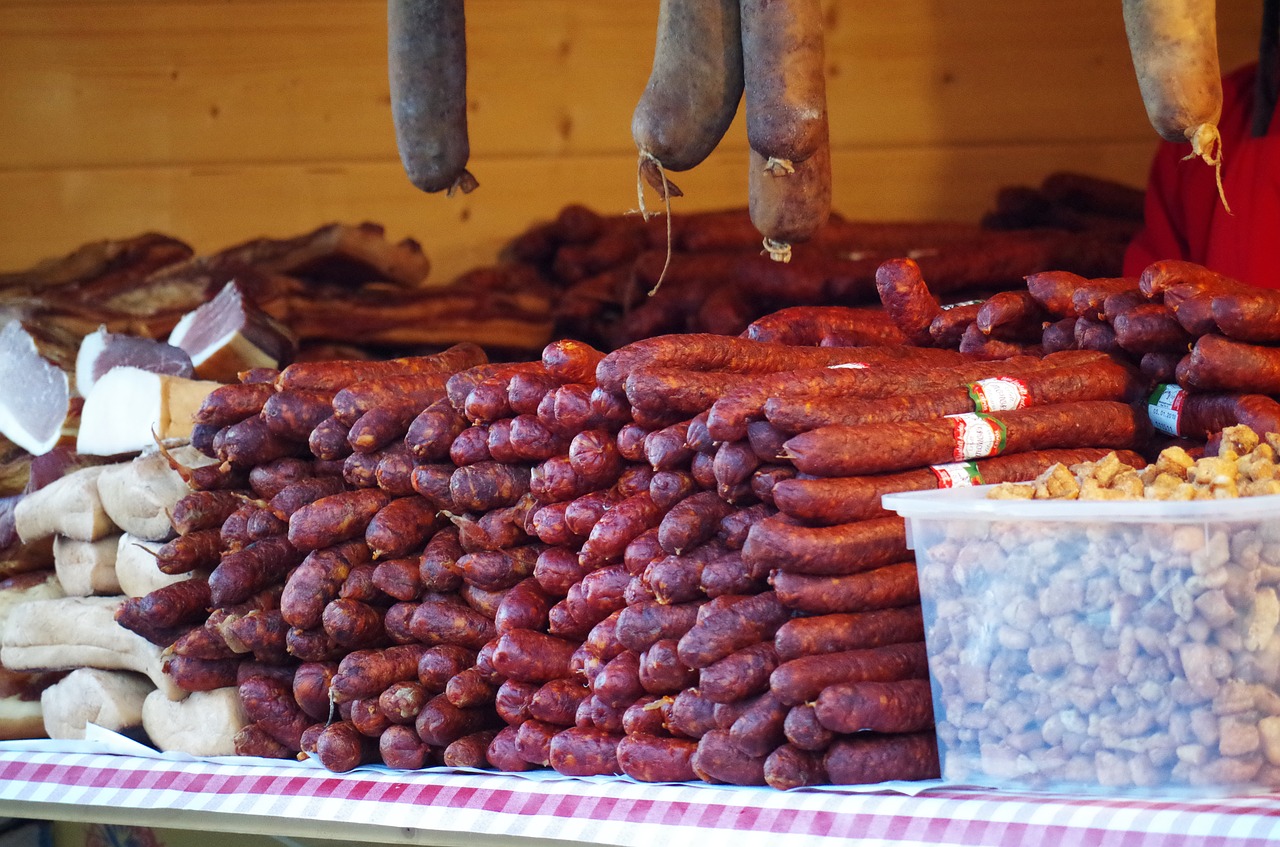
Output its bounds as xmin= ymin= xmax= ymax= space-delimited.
xmin=512 ymin=175 xmax=1141 ymax=352
xmin=873 ymin=256 xmax=1280 ymax=441
xmin=110 ymin=264 xmax=1261 ymax=787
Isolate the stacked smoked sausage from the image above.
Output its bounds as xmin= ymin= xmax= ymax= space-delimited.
xmin=865 ymin=256 xmax=1280 ymax=443
xmin=105 ymin=277 xmax=1269 ymax=788
xmin=517 ymin=184 xmax=1138 ymax=351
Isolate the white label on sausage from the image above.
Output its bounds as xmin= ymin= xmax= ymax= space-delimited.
xmin=969 ymin=377 xmax=1031 ymax=413
xmin=827 ymin=362 xmax=870 ymax=370
xmin=946 ymin=413 xmax=1005 ymax=460
xmin=1147 ymin=383 xmax=1186 ymax=437
xmin=930 ymin=461 xmax=983 ymax=488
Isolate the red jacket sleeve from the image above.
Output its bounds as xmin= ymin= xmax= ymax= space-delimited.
xmin=1123 ymin=63 xmax=1280 ymax=289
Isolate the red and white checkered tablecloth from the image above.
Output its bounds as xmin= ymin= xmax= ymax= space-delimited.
xmin=2 ymin=750 xmax=1280 ymax=847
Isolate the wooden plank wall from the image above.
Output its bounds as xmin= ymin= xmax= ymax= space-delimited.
xmin=0 ymin=0 xmax=1263 ymax=282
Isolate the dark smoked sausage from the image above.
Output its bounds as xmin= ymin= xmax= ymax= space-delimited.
xmin=743 ymin=516 xmax=907 ymax=576
xmin=770 ymin=448 xmax=1146 ymax=525
xmin=780 ymin=401 xmax=1145 ymax=477
xmin=822 ymin=731 xmax=941 ymax=783
xmin=770 ymin=642 xmax=930 ymax=706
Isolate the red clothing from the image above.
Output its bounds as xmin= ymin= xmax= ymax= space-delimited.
xmin=1123 ymin=63 xmax=1280 ymax=288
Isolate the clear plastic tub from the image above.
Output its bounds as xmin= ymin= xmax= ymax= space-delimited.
xmin=883 ymin=486 xmax=1280 ymax=794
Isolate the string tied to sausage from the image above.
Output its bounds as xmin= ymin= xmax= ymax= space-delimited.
xmin=762 ymin=237 xmax=793 ymax=263
xmin=762 ymin=157 xmax=795 ymax=177
xmin=1182 ymin=122 xmax=1232 ymax=215
xmin=632 ymin=151 xmax=682 ymax=296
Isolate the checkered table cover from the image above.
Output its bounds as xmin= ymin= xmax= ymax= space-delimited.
xmin=1 ymin=749 xmax=1280 ymax=847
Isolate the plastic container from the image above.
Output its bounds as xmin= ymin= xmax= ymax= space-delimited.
xmin=883 ymin=485 xmax=1280 ymax=794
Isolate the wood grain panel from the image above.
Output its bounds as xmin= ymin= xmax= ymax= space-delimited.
xmin=0 ymin=1 xmax=1261 ymax=169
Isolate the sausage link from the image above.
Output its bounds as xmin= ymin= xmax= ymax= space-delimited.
xmin=549 ymin=727 xmax=623 ymax=777
xmin=210 ymin=537 xmax=304 ymax=608
xmin=623 ymin=370 xmax=729 ymax=417
xmin=347 ymin=406 xmax=422 ymax=454
xmin=309 ymin=416 xmax=353 ymax=462
xmin=746 ymin=304 xmax=907 ymax=347
xmin=617 ymin=733 xmax=699 ymax=783
xmin=644 ymin=542 xmax=731 ymax=605
xmin=615 ymin=423 xmax=651 ymax=463
xmin=771 ymin=448 xmax=1146 ymax=524
xmin=632 ymin=0 xmax=742 ymax=172
xmin=563 ymin=490 xmax=619 ymax=538
xmin=464 ymin=375 xmax=517 ymax=424
xmin=676 ymin=591 xmax=788 ymax=669
xmin=388 ymin=0 xmax=475 ymax=194
xmin=874 ymin=257 xmax=941 ymax=346
xmin=699 ymin=642 xmax=778 ymax=704
xmin=287 ymin=488 xmax=392 ymax=552
xmin=380 ymin=723 xmax=431 ymax=769
xmin=529 ymin=677 xmax=592 ymax=727
xmin=783 ymin=703 xmax=834 ymax=752
xmin=615 ymin=600 xmax=703 ymax=653
xmin=638 ymin=639 xmax=697 ymax=695
xmin=780 ymin=401 xmax=1146 ymax=476
xmin=668 ymin=687 xmax=718 ymax=739
xmin=591 ymin=650 xmax=645 ymax=709
xmin=378 ymin=679 xmax=428 ymax=724
xmin=598 ymin=334 xmax=967 ymax=394
xmin=170 ymin=490 xmax=248 ymax=536
xmin=444 ymin=667 xmax=497 ymax=709
xmin=365 ymin=495 xmax=442 ymax=560
xmin=1025 ymin=270 xmax=1089 ymax=317
xmin=1041 ymin=316 xmax=1080 ymax=353
xmin=645 ymin=420 xmax=695 ymax=471
xmin=415 ymin=693 xmax=492 ymax=748
xmin=775 ymin=606 xmax=925 ymax=662
xmin=193 ymin=382 xmax=274 ymax=427
xmin=494 ymin=679 xmax=540 ymax=726
xmin=494 ymin=577 xmax=554 ymax=634
xmin=315 ymin=720 xmax=378 ymax=772
xmin=701 ymin=548 xmax=768 ymax=597
xmin=409 ymin=600 xmax=496 ymax=650
xmin=770 ymin=641 xmax=930 ymax=706
xmin=416 ymin=643 xmax=477 ymax=692
xmin=771 ymin=562 xmax=921 ymax=615
xmin=691 ymin=728 xmax=767 ymax=785
xmin=449 ymin=462 xmax=531 ymax=513
xmin=485 ymin=725 xmax=533 ymax=772
xmin=728 ymin=691 xmax=789 ymax=757
xmin=1113 ymin=303 xmax=1194 ymax=354
xmin=490 ymin=629 xmax=578 ymax=683
xmin=1177 ymin=334 xmax=1280 ymax=393
xmin=418 ymin=526 xmax=464 ymax=592
xmin=580 ymin=694 xmax=627 ymax=734
xmin=704 ymin=353 xmax=1046 ymax=443
xmin=764 ymin=744 xmax=828 ymax=789
xmin=580 ymin=492 xmax=664 ymax=566
xmin=822 ymin=730 xmax=941 ymax=783
xmin=765 ymin=361 xmax=1140 ymax=435
xmin=568 ymin=429 xmax=624 ymax=483
xmin=508 ymin=371 xmax=560 ymax=416
xmin=443 ymin=729 xmax=499 ymax=769
xmin=658 ymin=489 xmax=735 ymax=558
xmin=743 ymin=516 xmax=906 ymax=576
xmin=623 ymin=527 xmax=666 ymax=575
xmin=155 ymin=529 xmax=222 ymax=575
xmin=974 ymin=290 xmax=1048 ymax=341
xmin=814 ymin=678 xmax=935 ymax=734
